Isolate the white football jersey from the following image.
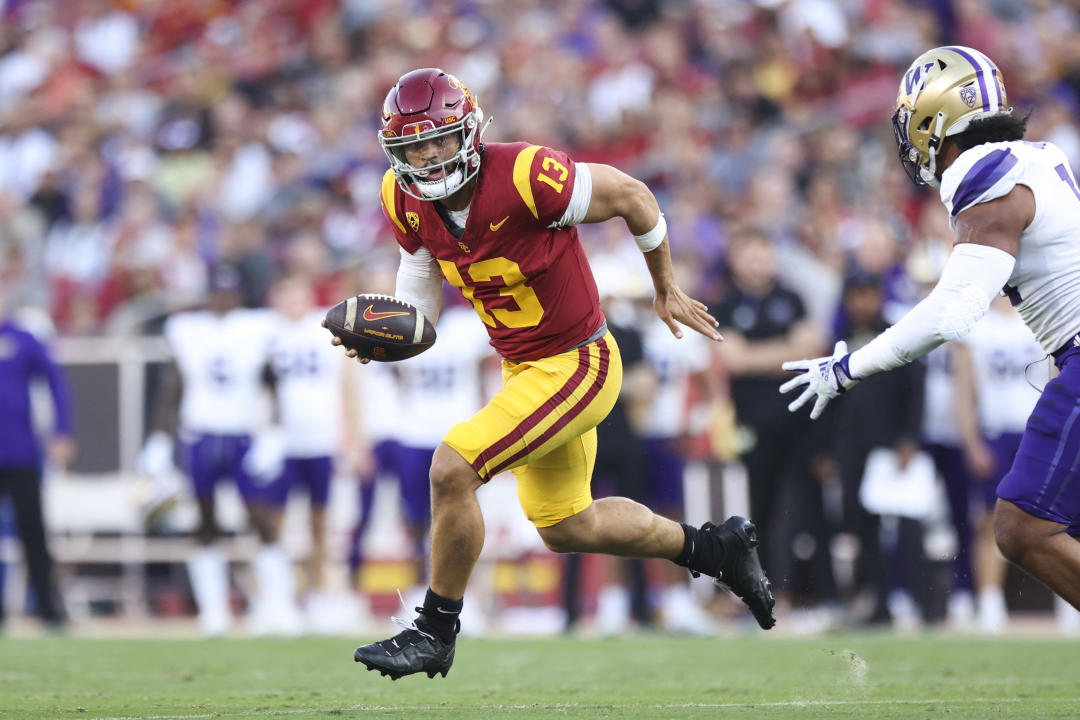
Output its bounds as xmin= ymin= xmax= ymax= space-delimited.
xmin=962 ymin=307 xmax=1045 ymax=437
xmin=394 ymin=305 xmax=492 ymax=448
xmin=357 ymin=355 xmax=403 ymax=444
xmin=165 ymin=309 xmax=274 ymax=435
xmin=921 ymin=343 xmax=961 ymax=446
xmin=268 ymin=310 xmax=345 ymax=457
xmin=641 ymin=319 xmax=710 ymax=439
xmin=941 ymin=140 xmax=1080 ymax=355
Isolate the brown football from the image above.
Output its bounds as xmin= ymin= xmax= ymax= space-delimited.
xmin=324 ymin=294 xmax=436 ymax=362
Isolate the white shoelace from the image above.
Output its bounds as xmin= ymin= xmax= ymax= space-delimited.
xmin=389 ymin=588 xmax=434 ymax=641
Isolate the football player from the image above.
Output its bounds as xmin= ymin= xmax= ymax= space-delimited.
xmin=146 ymin=264 xmax=290 ymax=635
xmin=266 ymin=273 xmax=365 ymax=629
xmin=339 ymin=68 xmax=776 ymax=680
xmin=952 ymin=296 xmax=1047 ymax=632
xmin=782 ymin=46 xmax=1080 ymax=617
xmin=391 ymin=293 xmax=492 ymax=618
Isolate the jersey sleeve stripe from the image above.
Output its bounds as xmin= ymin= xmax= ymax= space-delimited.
xmin=380 ymin=169 xmax=407 ymax=234
xmin=512 ymin=145 xmax=543 ymax=220
xmin=951 ymin=148 xmax=1018 ymax=217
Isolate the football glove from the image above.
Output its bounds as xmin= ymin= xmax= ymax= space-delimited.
xmin=243 ymin=426 xmax=287 ymax=485
xmin=780 ymin=340 xmax=861 ymax=420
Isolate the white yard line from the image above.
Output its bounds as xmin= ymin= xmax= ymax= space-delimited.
xmin=89 ymin=696 xmax=1080 ymax=719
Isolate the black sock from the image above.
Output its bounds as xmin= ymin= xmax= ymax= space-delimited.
xmin=671 ymin=522 xmax=726 ymax=577
xmin=416 ymin=588 xmax=462 ymax=643
xmin=672 ymin=522 xmax=701 ymax=570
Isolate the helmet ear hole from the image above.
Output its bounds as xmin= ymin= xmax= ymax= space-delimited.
xmin=917 ymin=116 xmax=932 ymax=131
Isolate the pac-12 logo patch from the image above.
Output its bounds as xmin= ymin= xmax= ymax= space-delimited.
xmin=406 ymin=211 xmax=420 ymax=232
xmin=960 ymin=87 xmax=977 ymax=108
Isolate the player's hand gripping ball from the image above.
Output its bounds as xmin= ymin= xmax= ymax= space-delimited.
xmin=323 ymin=294 xmax=435 ymax=362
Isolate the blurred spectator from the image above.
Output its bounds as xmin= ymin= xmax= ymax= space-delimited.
xmin=711 ymin=228 xmax=828 ymax=614
xmin=0 ymin=281 xmax=73 ymax=628
xmin=826 ymin=269 xmax=926 ymax=626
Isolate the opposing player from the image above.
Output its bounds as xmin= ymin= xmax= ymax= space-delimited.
xmin=266 ymin=274 xmax=364 ymax=627
xmin=953 ymin=296 xmax=1045 ymax=632
xmin=147 ymin=265 xmax=289 ymax=635
xmin=391 ymin=295 xmax=492 ymax=605
xmin=782 ymin=46 xmax=1080 ymax=614
xmin=337 ymin=68 xmax=775 ymax=680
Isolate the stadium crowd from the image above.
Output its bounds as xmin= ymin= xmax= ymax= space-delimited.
xmin=3 ymin=0 xmax=1080 ymax=633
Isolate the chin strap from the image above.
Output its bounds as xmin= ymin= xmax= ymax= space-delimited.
xmin=921 ymin=111 xmax=947 ymax=186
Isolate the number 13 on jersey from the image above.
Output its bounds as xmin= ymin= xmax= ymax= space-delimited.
xmin=438 ymin=257 xmax=546 ymax=328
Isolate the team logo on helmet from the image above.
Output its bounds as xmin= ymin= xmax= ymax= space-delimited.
xmin=406 ymin=211 xmax=420 ymax=232
xmin=959 ymin=86 xmax=977 ymax=108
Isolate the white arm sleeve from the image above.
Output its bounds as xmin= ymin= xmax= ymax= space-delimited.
xmin=554 ymin=162 xmax=593 ymax=227
xmin=395 ymin=246 xmax=443 ymax=325
xmin=848 ymin=243 xmax=1016 ymax=378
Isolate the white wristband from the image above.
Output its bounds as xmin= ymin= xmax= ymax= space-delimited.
xmin=634 ymin=211 xmax=667 ymax=252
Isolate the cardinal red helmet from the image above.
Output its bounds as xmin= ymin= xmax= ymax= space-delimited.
xmin=379 ymin=68 xmax=489 ymax=200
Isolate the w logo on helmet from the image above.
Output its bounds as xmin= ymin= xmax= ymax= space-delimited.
xmin=903 ymin=62 xmax=935 ymax=97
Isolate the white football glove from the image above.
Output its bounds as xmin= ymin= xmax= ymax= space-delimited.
xmin=780 ymin=340 xmax=862 ymax=420
xmin=243 ymin=426 xmax=287 ymax=485
xmin=138 ymin=431 xmax=176 ymax=477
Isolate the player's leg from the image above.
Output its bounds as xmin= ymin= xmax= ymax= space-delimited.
xmin=994 ymin=366 xmax=1080 ymax=609
xmin=182 ymin=434 xmax=231 ymax=635
xmin=304 ymin=456 xmax=333 ymax=592
xmin=528 ymin=439 xmax=775 ymax=629
xmin=235 ymin=440 xmax=301 ymax=635
xmin=397 ymin=446 xmax=436 ymax=590
xmin=355 ymin=335 xmax=618 ymax=678
xmin=994 ymin=500 xmax=1080 ymax=607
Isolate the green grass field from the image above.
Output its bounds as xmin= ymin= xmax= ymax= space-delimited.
xmin=1 ymin=633 xmax=1077 ymax=719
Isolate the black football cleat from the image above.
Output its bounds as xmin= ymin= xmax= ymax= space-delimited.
xmin=695 ymin=516 xmax=776 ymax=630
xmin=354 ymin=613 xmax=456 ymax=681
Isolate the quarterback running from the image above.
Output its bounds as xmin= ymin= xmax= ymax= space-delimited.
xmin=781 ymin=46 xmax=1080 ymax=614
xmin=331 ymin=68 xmax=776 ymax=680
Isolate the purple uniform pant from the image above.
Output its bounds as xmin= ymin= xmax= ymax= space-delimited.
xmin=980 ymin=433 xmax=1023 ymax=509
xmin=997 ymin=345 xmax=1080 ymax=536
xmin=262 ymin=456 xmax=333 ymax=508
xmin=182 ymin=433 xmax=264 ymax=503
xmin=643 ymin=437 xmax=685 ymax=513
xmin=397 ymin=445 xmax=435 ymax=530
xmin=926 ymin=442 xmax=974 ymax=592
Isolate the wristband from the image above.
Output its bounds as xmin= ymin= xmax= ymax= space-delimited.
xmin=634 ymin=211 xmax=667 ymax=252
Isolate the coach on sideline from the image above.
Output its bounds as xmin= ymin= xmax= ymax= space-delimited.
xmin=0 ymin=282 xmax=73 ymax=628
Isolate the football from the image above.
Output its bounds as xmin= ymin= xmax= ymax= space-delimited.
xmin=324 ymin=294 xmax=436 ymax=361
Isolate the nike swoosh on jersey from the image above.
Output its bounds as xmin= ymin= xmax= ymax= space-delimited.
xmin=489 ymin=216 xmax=510 ymax=231
xmin=362 ymin=305 xmax=411 ymax=321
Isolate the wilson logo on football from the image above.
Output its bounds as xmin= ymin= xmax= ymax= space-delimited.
xmin=362 ymin=305 xmax=410 ymax=322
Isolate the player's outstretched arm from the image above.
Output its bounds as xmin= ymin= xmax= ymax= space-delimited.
xmin=582 ymin=163 xmax=721 ymax=342
xmin=781 ymin=189 xmax=1030 ymax=419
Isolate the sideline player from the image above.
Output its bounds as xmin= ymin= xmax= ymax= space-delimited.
xmin=392 ymin=295 xmax=491 ymax=602
xmin=146 ymin=265 xmax=292 ymax=635
xmin=334 ymin=68 xmax=776 ymax=679
xmin=266 ymin=274 xmax=364 ymax=626
xmin=782 ymin=46 xmax=1080 ymax=615
xmin=952 ymin=296 xmax=1045 ymax=632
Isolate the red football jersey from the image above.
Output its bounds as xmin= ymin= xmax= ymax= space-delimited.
xmin=380 ymin=142 xmax=605 ymax=361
